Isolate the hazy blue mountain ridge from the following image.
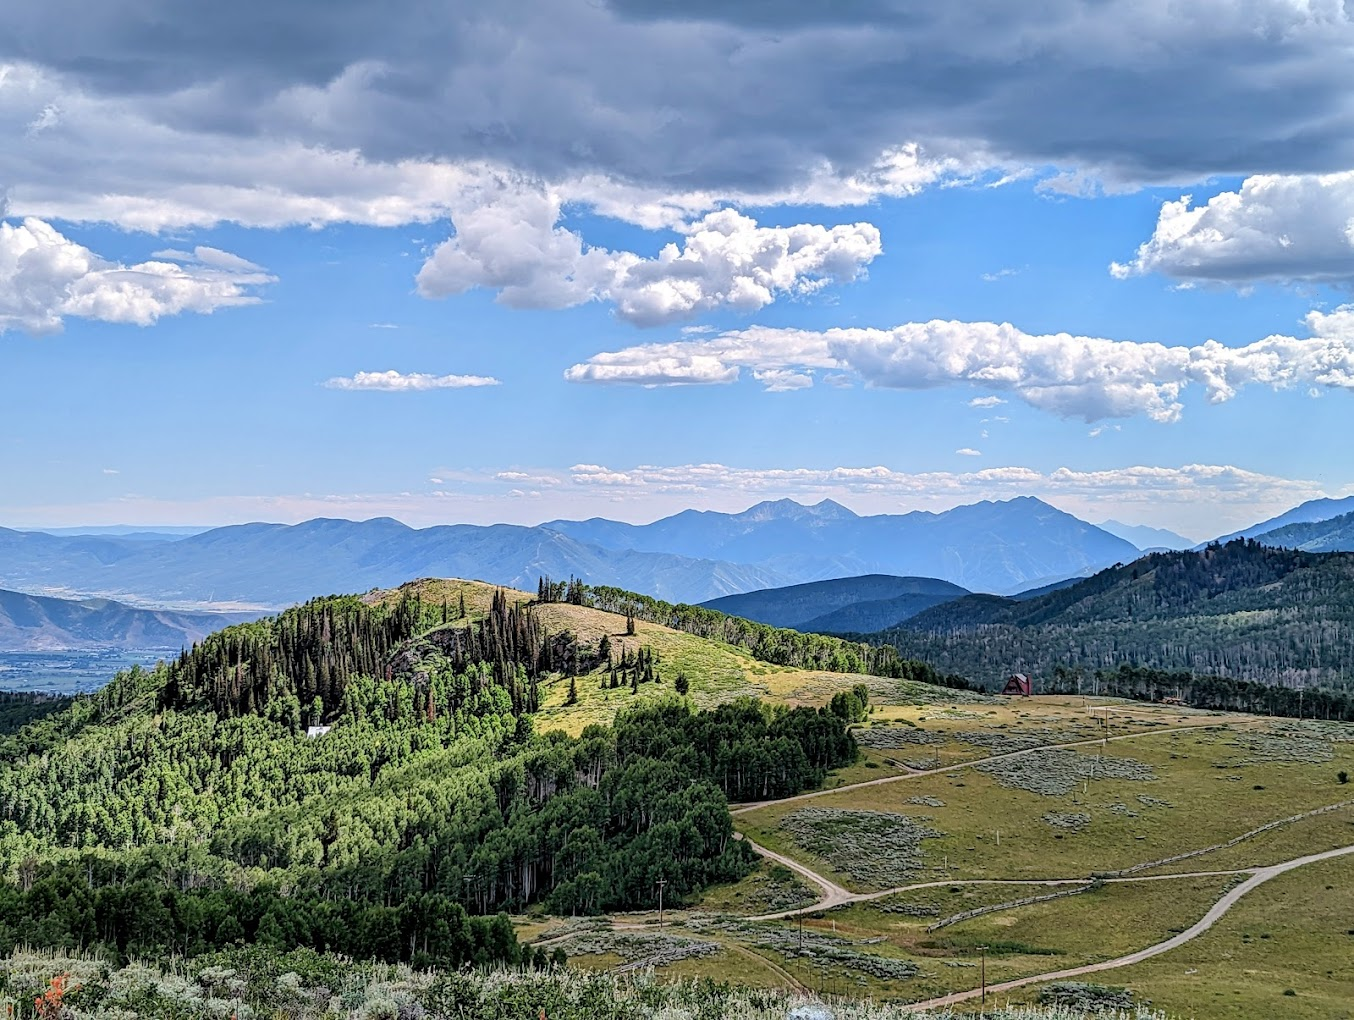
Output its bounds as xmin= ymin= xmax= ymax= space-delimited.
xmin=0 ymin=588 xmax=258 ymax=651
xmin=1253 ymin=511 xmax=1354 ymax=552
xmin=552 ymin=496 xmax=1138 ymax=595
xmin=1211 ymin=495 xmax=1354 ymax=544
xmin=701 ymin=574 xmax=969 ymax=631
xmin=0 ymin=521 xmax=787 ymax=609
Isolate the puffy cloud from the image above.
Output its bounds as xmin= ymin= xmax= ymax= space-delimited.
xmin=566 ymin=313 xmax=1354 ymax=420
xmin=0 ymin=218 xmax=272 ymax=335
xmin=956 ymin=448 xmax=982 ymax=457
xmin=322 ymin=370 xmax=501 ymax=391
xmin=1113 ymin=172 xmax=1354 ymax=285
xmin=564 ymin=325 xmax=835 ymax=386
xmin=418 ymin=203 xmax=881 ymax=325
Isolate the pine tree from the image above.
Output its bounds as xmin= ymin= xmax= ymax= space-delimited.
xmin=566 ymin=675 xmax=578 ymax=706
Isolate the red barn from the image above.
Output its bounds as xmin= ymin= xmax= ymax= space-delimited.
xmin=1000 ymin=673 xmax=1032 ymax=696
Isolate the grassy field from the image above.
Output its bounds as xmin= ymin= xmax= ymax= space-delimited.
xmin=582 ymin=701 xmax=1352 ymax=1018
xmin=1023 ymin=855 xmax=1354 ymax=1020
xmin=736 ymin=714 xmax=1354 ymax=889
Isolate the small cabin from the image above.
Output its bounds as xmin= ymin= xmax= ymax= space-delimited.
xmin=306 ymin=725 xmax=332 ymax=739
xmin=999 ymin=673 xmax=1032 ymax=697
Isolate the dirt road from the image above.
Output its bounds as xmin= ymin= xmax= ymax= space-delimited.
xmin=902 ymin=843 xmax=1354 ymax=1011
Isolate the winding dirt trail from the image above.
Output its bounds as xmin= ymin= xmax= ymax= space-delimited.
xmin=740 ymin=834 xmax=1259 ymax=923
xmin=901 ymin=843 xmax=1354 ymax=1011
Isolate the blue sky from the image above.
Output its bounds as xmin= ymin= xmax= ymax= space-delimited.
xmin=2 ymin=2 xmax=1352 ymax=539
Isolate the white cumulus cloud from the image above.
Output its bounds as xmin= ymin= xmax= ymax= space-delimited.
xmin=0 ymin=218 xmax=272 ymax=335
xmin=417 ymin=199 xmax=881 ymax=326
xmin=566 ymin=313 xmax=1354 ymax=421
xmin=1113 ymin=172 xmax=1354 ymax=285
xmin=323 ymin=370 xmax=501 ymax=391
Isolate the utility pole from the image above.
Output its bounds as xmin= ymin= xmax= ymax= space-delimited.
xmin=656 ymin=877 xmax=667 ymax=931
xmin=978 ymin=944 xmax=989 ymax=1014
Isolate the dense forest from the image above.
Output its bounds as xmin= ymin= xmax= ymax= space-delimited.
xmin=869 ymin=541 xmax=1354 ymax=693
xmin=0 ymin=690 xmax=69 ymax=734
xmin=1042 ymin=663 xmax=1354 ymax=721
xmin=0 ymin=589 xmax=860 ymax=966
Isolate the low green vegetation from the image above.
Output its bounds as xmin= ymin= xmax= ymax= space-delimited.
xmin=0 ymin=947 xmax=1169 ymax=1020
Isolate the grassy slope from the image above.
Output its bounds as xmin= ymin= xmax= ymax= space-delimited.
xmin=1046 ymin=855 xmax=1354 ymax=1020
xmin=370 ymin=577 xmax=968 ymax=736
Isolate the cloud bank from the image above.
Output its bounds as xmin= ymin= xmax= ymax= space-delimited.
xmin=323 ymin=370 xmax=501 ymax=391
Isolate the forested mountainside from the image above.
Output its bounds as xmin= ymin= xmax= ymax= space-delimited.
xmin=700 ymin=574 xmax=969 ymax=631
xmin=0 ymin=690 xmax=69 ymax=732
xmin=869 ymin=541 xmax=1354 ymax=691
xmin=1214 ymin=494 xmax=1354 ymax=543
xmin=0 ymin=582 xmax=867 ymax=967
xmin=1254 ymin=511 xmax=1354 ymax=553
xmin=0 ymin=587 xmax=255 ymax=651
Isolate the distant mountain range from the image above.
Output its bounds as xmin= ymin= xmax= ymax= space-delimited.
xmin=548 ymin=496 xmax=1139 ymax=595
xmin=0 ymin=588 xmax=258 ymax=652
xmin=701 ymin=574 xmax=970 ymax=633
xmin=867 ymin=541 xmax=1354 ymax=689
xmin=5 ymin=492 xmax=1354 ymax=612
xmin=0 ymin=520 xmax=782 ymax=610
xmin=1096 ymin=519 xmax=1195 ymax=550
xmin=1216 ymin=495 xmax=1354 ymax=544
xmin=1252 ymin=511 xmax=1354 ymax=553
xmin=0 ymin=497 xmax=1141 ymax=609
